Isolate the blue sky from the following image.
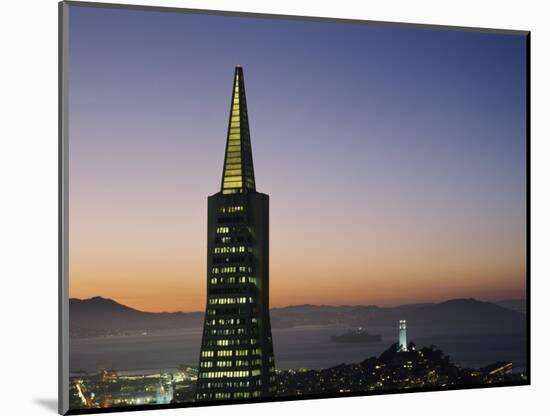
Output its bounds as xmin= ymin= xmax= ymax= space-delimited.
xmin=68 ymin=4 xmax=527 ymax=310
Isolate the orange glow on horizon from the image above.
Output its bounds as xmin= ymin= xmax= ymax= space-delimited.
xmin=68 ymin=185 xmax=526 ymax=313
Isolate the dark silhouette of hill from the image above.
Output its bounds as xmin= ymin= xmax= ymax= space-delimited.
xmin=70 ymin=296 xmax=526 ymax=338
xmin=271 ymin=299 xmax=526 ymax=332
xmin=69 ymin=297 xmax=203 ymax=337
xmin=397 ymin=299 xmax=526 ymax=332
xmin=496 ymin=299 xmax=527 ymax=314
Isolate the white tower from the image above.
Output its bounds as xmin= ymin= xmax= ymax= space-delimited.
xmin=399 ymin=320 xmax=407 ymax=352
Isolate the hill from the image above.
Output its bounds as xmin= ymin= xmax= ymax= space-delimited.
xmin=69 ymin=297 xmax=203 ymax=338
xmin=496 ymin=299 xmax=527 ymax=314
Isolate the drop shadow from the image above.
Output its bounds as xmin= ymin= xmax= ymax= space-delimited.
xmin=34 ymin=398 xmax=58 ymax=413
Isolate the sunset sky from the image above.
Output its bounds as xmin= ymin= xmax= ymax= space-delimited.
xmin=68 ymin=5 xmax=527 ymax=312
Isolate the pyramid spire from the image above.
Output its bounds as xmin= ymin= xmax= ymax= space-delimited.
xmin=221 ymin=66 xmax=256 ymax=194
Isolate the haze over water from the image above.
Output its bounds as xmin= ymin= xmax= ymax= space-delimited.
xmin=70 ymin=325 xmax=526 ymax=374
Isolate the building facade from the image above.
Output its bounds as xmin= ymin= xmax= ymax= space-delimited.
xmin=195 ymin=66 xmax=277 ymax=401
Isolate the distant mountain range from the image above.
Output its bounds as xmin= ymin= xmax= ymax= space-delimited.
xmin=69 ymin=296 xmax=527 ymax=339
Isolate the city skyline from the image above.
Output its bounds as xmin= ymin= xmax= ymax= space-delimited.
xmin=68 ymin=5 xmax=527 ymax=313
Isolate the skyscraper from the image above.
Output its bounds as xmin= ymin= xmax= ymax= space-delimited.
xmin=195 ymin=66 xmax=277 ymax=401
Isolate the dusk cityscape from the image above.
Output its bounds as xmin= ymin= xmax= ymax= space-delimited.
xmin=66 ymin=2 xmax=528 ymax=412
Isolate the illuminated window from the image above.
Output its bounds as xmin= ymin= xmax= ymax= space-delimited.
xmin=214 ymin=246 xmax=247 ymax=254
xmin=220 ymin=206 xmax=244 ymax=213
xmin=216 ymin=360 xmax=233 ymax=367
